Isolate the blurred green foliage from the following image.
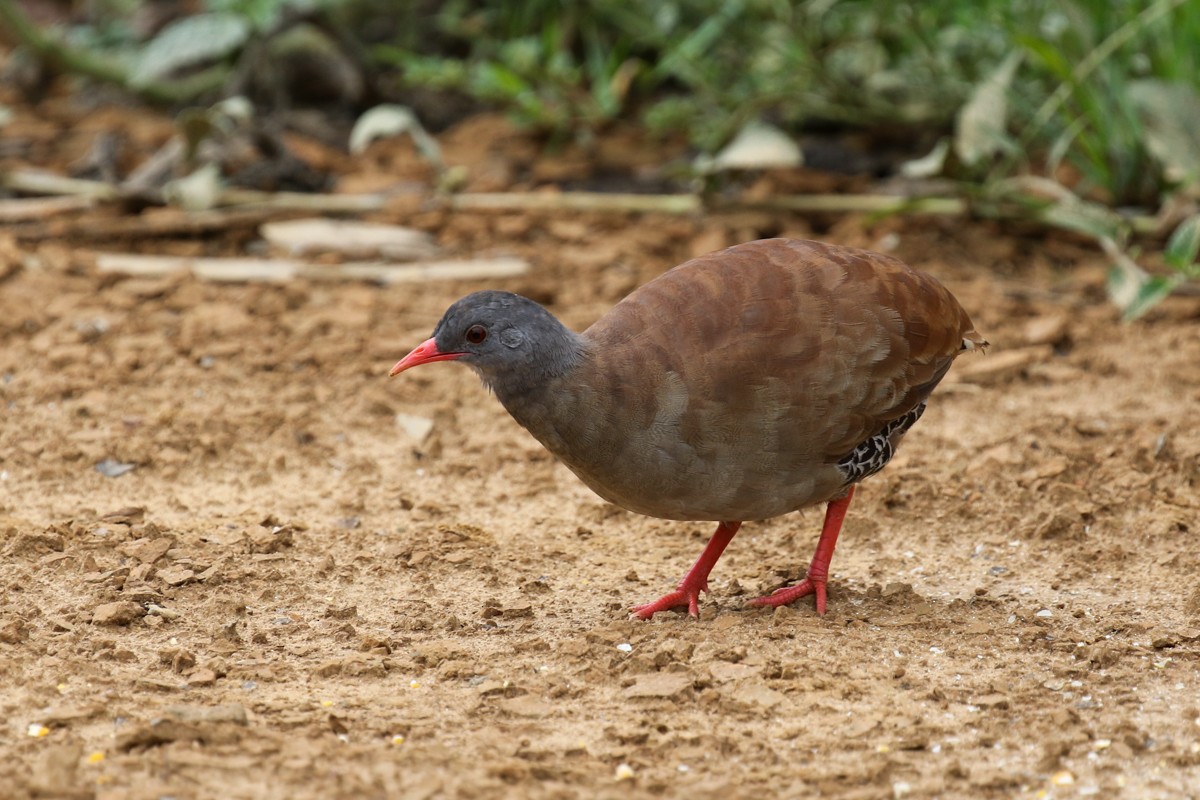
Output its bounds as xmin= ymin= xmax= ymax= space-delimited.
xmin=9 ymin=0 xmax=1200 ymax=209
xmin=1005 ymin=0 xmax=1200 ymax=205
xmin=376 ymin=0 xmax=1010 ymax=151
xmin=12 ymin=0 xmax=1199 ymax=203
xmin=5 ymin=0 xmax=1197 ymax=314
xmin=373 ymin=0 xmax=1200 ymax=206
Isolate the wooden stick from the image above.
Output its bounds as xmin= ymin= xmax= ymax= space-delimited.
xmin=2 ymin=167 xmax=1164 ymax=235
xmin=451 ymin=192 xmax=701 ymax=214
xmin=216 ymin=188 xmax=391 ymax=213
xmin=728 ymin=194 xmax=967 ymax=215
xmin=1 ymin=170 xmax=391 ymax=212
xmin=93 ymin=253 xmax=529 ymax=285
xmin=0 ymin=195 xmax=95 ymax=222
xmin=10 ymin=208 xmax=289 ymax=242
xmin=1 ymin=170 xmax=122 ymax=200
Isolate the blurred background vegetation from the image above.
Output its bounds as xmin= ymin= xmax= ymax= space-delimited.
xmin=2 ymin=0 xmax=1199 ymax=314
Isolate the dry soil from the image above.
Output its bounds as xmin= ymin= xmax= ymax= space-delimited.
xmin=2 ymin=112 xmax=1200 ymax=800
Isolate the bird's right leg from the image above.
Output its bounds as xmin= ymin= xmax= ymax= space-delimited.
xmin=747 ymin=485 xmax=855 ymax=615
xmin=631 ymin=520 xmax=742 ymax=620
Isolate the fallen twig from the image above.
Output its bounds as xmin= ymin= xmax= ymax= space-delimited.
xmin=261 ymin=218 xmax=439 ymax=260
xmin=451 ymin=192 xmax=701 ymax=214
xmin=0 ymin=195 xmax=95 ymax=222
xmin=217 ymin=188 xmax=391 ymax=213
xmin=3 ymin=168 xmax=1164 ymax=236
xmin=2 ymin=169 xmax=395 ymax=213
xmin=2 ymin=170 xmax=123 ymax=201
xmin=94 ymin=253 xmax=529 ymax=284
xmin=7 ymin=208 xmax=293 ymax=243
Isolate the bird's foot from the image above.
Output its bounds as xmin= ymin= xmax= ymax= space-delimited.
xmin=746 ymin=577 xmax=828 ymax=616
xmin=631 ymin=580 xmax=708 ymax=620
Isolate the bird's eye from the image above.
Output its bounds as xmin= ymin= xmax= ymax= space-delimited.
xmin=465 ymin=324 xmax=487 ymax=344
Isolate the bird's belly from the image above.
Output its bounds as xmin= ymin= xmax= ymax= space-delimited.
xmin=504 ymin=372 xmax=849 ymax=521
xmin=554 ymin=447 xmax=846 ymax=522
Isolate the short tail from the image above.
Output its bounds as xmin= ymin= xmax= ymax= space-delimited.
xmin=960 ymin=330 xmax=989 ymax=352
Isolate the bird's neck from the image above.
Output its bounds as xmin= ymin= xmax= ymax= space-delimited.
xmin=484 ymin=330 xmax=586 ymax=402
xmin=486 ymin=334 xmax=591 ymax=454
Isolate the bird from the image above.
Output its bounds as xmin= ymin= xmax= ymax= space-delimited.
xmin=390 ymin=238 xmax=986 ymax=620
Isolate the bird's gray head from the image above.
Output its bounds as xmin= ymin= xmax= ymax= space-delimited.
xmin=391 ymin=291 xmax=584 ymax=395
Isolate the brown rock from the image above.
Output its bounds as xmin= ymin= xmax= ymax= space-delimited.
xmin=123 ymin=535 xmax=176 ymax=564
xmin=1023 ymin=314 xmax=1069 ymax=346
xmin=956 ymin=346 xmax=1051 ymax=385
xmin=314 ymin=660 xmax=343 ymax=678
xmin=186 ymin=668 xmax=218 ymax=687
xmin=727 ymin=682 xmax=785 ymax=709
xmin=708 ymin=662 xmax=763 ymax=683
xmin=164 ymin=704 xmax=248 ymax=725
xmin=92 ymin=601 xmax=145 ymax=626
xmin=157 ymin=567 xmax=195 ymax=586
xmin=41 ymin=703 xmax=104 ymax=726
xmin=99 ymin=506 xmax=146 ymax=525
xmin=29 ymin=743 xmax=82 ymax=796
xmin=0 ymin=620 xmax=27 ymax=643
xmin=342 ymin=657 xmax=387 ymax=678
xmin=497 ymin=696 xmax=553 ymax=718
xmin=624 ymin=672 xmax=694 ymax=699
xmin=4 ymin=530 xmax=65 ymax=556
xmin=970 ymin=693 xmax=1010 ymax=710
xmin=115 ymin=719 xmax=242 ymax=751
xmin=1185 ymin=585 xmax=1200 ymax=618
xmin=169 ymin=649 xmax=196 ymax=674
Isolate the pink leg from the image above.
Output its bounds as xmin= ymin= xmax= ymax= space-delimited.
xmin=631 ymin=521 xmax=742 ymax=620
xmin=747 ymin=485 xmax=856 ymax=616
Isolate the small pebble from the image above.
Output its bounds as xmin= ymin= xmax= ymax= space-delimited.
xmin=391 ymin=735 xmax=406 ymax=745
xmin=616 ymin=643 xmax=633 ymax=653
xmin=1036 ymin=609 xmax=1053 ymax=618
xmin=615 ymin=763 xmax=635 ymax=781
xmin=1051 ymin=770 xmax=1074 ymax=786
xmin=147 ymin=603 xmax=180 ymax=620
xmin=95 ymin=458 xmax=136 ymax=478
xmin=26 ymin=723 xmax=49 ymax=738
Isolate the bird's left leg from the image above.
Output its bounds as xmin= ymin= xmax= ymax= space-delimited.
xmin=747 ymin=485 xmax=855 ymax=616
xmin=631 ymin=520 xmax=742 ymax=620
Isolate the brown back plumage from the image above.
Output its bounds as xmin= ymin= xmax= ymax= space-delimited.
xmin=490 ymin=239 xmax=982 ymax=522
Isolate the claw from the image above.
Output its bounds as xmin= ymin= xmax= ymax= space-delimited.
xmin=630 ymin=521 xmax=739 ymax=621
xmin=746 ymin=577 xmax=827 ymax=615
xmin=631 ymin=587 xmax=703 ymax=620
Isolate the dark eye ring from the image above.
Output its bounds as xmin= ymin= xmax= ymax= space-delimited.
xmin=465 ymin=324 xmax=487 ymax=344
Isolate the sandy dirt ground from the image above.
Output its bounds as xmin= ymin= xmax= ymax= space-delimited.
xmin=2 ymin=105 xmax=1200 ymax=799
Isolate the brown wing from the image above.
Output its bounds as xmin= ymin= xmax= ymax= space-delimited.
xmin=522 ymin=237 xmax=985 ymax=520
xmin=585 ymin=238 xmax=979 ymax=467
